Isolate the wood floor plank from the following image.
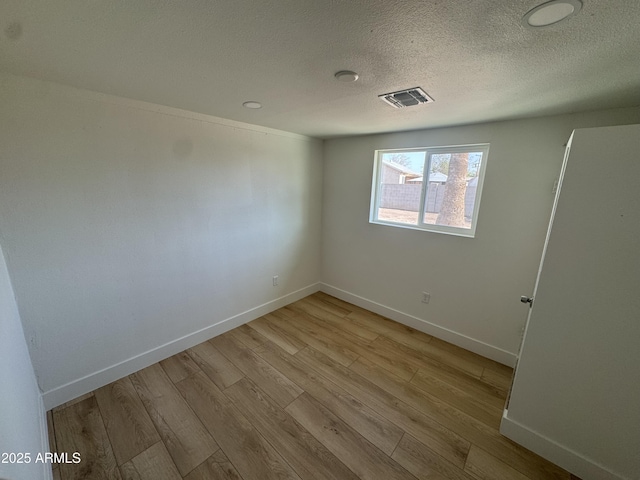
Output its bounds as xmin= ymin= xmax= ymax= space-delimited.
xmin=329 ymin=309 xmax=390 ymax=339
xmin=373 ymin=335 xmax=484 ymax=379
xmin=313 ymin=292 xmax=397 ymax=330
xmin=409 ymin=368 xmax=504 ymax=429
xmin=52 ymin=467 xmax=62 ymax=480
xmin=159 ymin=351 xmax=201 ymax=383
xmin=300 ymin=313 xmax=420 ymax=381
xmin=350 ymin=357 xmax=569 ymax=480
xmin=353 ymin=339 xmax=421 ymax=382
xmin=211 ymin=333 xmax=303 ymax=408
xmin=188 ymin=340 xmax=244 ymax=390
xmin=273 ymin=306 xmax=299 ymax=319
xmin=378 ymin=324 xmax=435 ymax=352
xmin=228 ymin=323 xmax=269 ymax=350
xmin=303 ymin=297 xmax=383 ymax=343
xmin=53 ymin=396 xmax=122 ymax=480
xmin=94 ymin=376 xmax=161 ymax=465
xmin=263 ymin=311 xmax=360 ymax=366
xmin=345 ymin=309 xmax=402 ymax=335
xmin=464 ymin=444 xmax=530 ymax=480
xmin=483 ymin=359 xmax=514 ymax=377
xmin=429 ymin=337 xmax=510 ymax=375
xmin=225 ymin=377 xmax=360 ymax=480
xmin=184 ymin=450 xmax=243 ymax=480
xmin=414 ymin=364 xmax=508 ymax=415
xmin=330 ymin=311 xmax=396 ymax=335
xmin=119 ymin=461 xmax=142 ymax=480
xmin=343 ymin=306 xmax=428 ymax=337
xmin=313 ymin=291 xmax=360 ymax=311
xmin=52 ymin=391 xmax=95 ymax=413
xmin=176 ymin=371 xmax=302 ymax=480
xmin=130 ymin=364 xmax=218 ymax=476
xmin=391 ymin=434 xmax=475 ymax=480
xmin=256 ymin=341 xmax=404 ymax=456
xmin=295 ymin=346 xmax=471 ymax=468
xmin=127 ymin=442 xmax=181 ymax=480
xmin=293 ymin=307 xmax=373 ymax=348
xmin=411 ymin=360 xmax=508 ymax=410
xmin=249 ymin=314 xmax=306 ymax=354
xmin=291 ymin=298 xmax=379 ymax=342
xmin=294 ymin=310 xmax=418 ymax=381
xmin=480 ymin=367 xmax=513 ymax=395
xmin=285 ymin=393 xmax=417 ymax=480
xmin=308 ymin=292 xmax=354 ymax=317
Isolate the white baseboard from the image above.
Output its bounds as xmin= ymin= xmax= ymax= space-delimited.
xmin=39 ymin=394 xmax=54 ymax=480
xmin=42 ymin=283 xmax=320 ymax=410
xmin=500 ymin=411 xmax=626 ymax=480
xmin=319 ymin=283 xmax=517 ymax=367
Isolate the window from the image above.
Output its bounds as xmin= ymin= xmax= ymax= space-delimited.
xmin=369 ymin=144 xmax=489 ymax=237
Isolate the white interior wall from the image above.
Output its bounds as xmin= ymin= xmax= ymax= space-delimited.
xmin=0 ymin=74 xmax=323 ymax=408
xmin=321 ymin=107 xmax=640 ymax=363
xmin=0 ymin=243 xmax=50 ymax=480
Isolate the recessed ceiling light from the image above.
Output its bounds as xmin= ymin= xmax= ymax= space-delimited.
xmin=242 ymin=101 xmax=262 ymax=109
xmin=523 ymin=0 xmax=582 ymax=28
xmin=334 ymin=70 xmax=359 ymax=83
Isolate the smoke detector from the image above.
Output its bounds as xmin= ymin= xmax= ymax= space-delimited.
xmin=379 ymin=87 xmax=434 ymax=108
xmin=334 ymin=70 xmax=359 ymax=82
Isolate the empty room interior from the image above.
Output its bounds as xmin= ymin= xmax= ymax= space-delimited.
xmin=1 ymin=1 xmax=639 ymax=480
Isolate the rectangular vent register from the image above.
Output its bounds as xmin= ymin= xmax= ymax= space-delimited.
xmin=379 ymin=87 xmax=434 ymax=108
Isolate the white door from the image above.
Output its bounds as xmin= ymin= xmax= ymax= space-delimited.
xmin=500 ymin=124 xmax=640 ymax=480
xmin=508 ymin=132 xmax=574 ymax=395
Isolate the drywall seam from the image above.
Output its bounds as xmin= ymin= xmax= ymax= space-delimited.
xmin=500 ymin=411 xmax=626 ymax=480
xmin=41 ymin=282 xmax=321 ymax=410
xmin=319 ymin=283 xmax=517 ymax=367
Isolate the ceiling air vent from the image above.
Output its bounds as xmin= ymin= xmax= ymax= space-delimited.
xmin=379 ymin=87 xmax=434 ymax=108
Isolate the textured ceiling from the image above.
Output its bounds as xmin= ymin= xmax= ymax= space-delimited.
xmin=1 ymin=0 xmax=639 ymax=138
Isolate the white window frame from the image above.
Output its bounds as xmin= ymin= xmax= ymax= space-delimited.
xmin=369 ymin=143 xmax=490 ymax=237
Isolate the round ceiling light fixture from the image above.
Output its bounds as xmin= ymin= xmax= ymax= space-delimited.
xmin=523 ymin=0 xmax=582 ymax=28
xmin=242 ymin=101 xmax=262 ymax=109
xmin=334 ymin=70 xmax=359 ymax=82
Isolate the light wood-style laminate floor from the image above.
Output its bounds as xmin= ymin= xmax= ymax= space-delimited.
xmin=47 ymin=292 xmax=574 ymax=480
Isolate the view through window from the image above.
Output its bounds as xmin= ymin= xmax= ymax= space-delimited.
xmin=370 ymin=144 xmax=489 ymax=237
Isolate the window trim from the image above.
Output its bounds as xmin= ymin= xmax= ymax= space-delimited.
xmin=369 ymin=143 xmax=490 ymax=237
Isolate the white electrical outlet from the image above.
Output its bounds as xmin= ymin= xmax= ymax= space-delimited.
xmin=273 ymin=275 xmax=279 ymax=286
xmin=422 ymin=292 xmax=431 ymax=304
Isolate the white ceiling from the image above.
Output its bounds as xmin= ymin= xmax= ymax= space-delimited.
xmin=1 ymin=0 xmax=639 ymax=138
